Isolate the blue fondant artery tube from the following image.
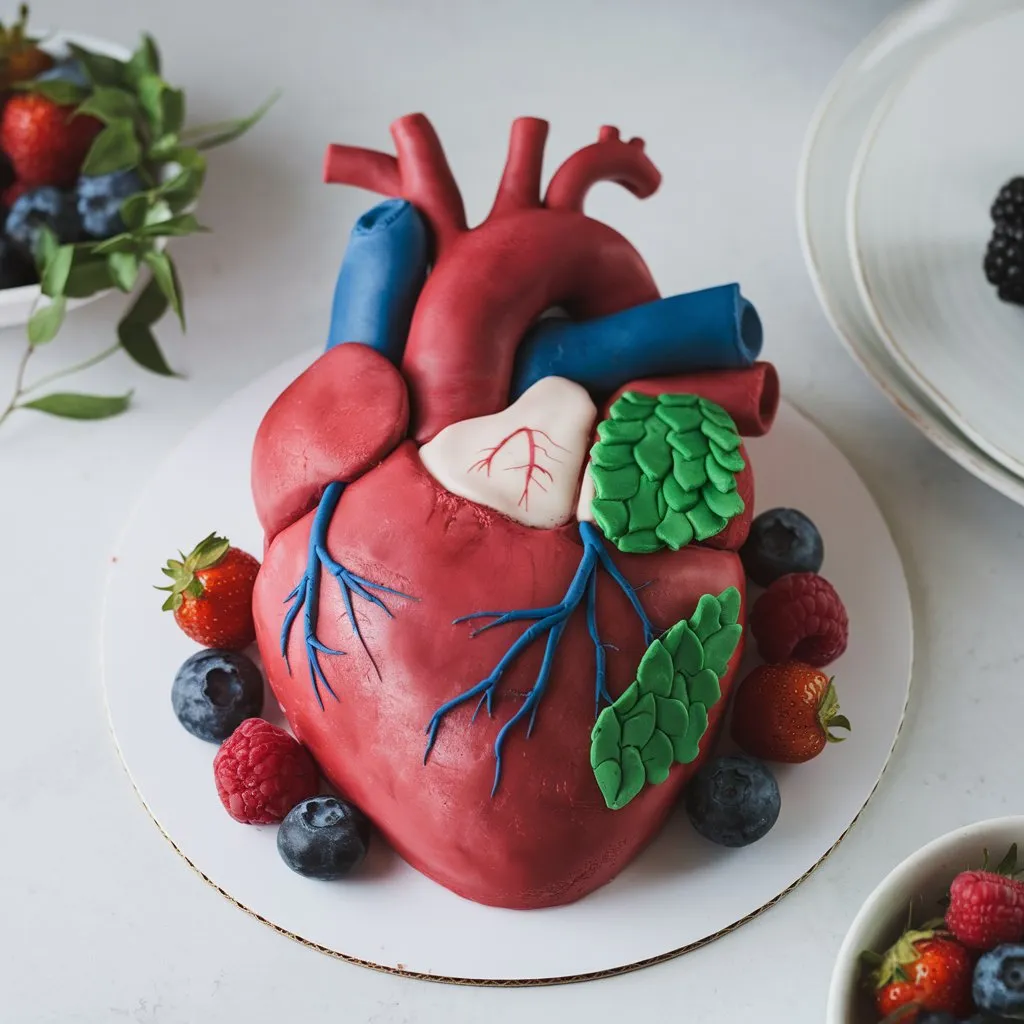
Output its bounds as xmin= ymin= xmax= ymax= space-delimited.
xmin=325 ymin=198 xmax=429 ymax=365
xmin=509 ymin=283 xmax=763 ymax=401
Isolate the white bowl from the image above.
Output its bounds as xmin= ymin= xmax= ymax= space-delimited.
xmin=0 ymin=31 xmax=131 ymax=330
xmin=827 ymin=816 xmax=1024 ymax=1023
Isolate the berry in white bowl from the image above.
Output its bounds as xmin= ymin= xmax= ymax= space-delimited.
xmin=827 ymin=816 xmax=1024 ymax=1023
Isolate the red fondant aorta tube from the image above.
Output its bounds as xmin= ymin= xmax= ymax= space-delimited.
xmin=401 ymin=209 xmax=660 ymax=442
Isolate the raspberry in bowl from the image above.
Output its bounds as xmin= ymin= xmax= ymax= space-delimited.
xmin=827 ymin=817 xmax=1024 ymax=1023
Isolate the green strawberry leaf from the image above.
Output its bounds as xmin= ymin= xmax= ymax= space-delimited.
xmin=17 ymin=78 xmax=88 ymax=105
xmin=64 ymin=254 xmax=113 ymax=297
xmin=107 ymin=251 xmax=140 ymax=292
xmin=117 ymin=274 xmax=175 ymax=376
xmin=590 ymin=586 xmax=744 ymax=810
xmin=76 ymin=86 xmax=140 ymax=124
xmin=127 ymin=34 xmax=161 ymax=82
xmin=82 ymin=118 xmax=142 ymax=175
xmin=27 ymin=296 xmax=66 ymax=345
xmin=183 ymin=89 xmax=282 ymax=151
xmin=19 ymin=390 xmax=132 ymax=420
xmin=588 ymin=393 xmax=745 ymax=553
xmin=40 ymin=245 xmax=74 ymax=298
xmin=143 ymin=250 xmax=184 ymax=329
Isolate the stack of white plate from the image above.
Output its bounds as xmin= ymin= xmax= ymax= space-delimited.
xmin=799 ymin=0 xmax=1024 ymax=505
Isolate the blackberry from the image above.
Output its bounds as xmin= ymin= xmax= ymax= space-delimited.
xmin=984 ymin=220 xmax=1024 ymax=305
xmin=992 ymin=176 xmax=1024 ymax=227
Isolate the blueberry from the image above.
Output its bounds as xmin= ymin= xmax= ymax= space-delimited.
xmin=77 ymin=169 xmax=146 ymax=239
xmin=171 ymin=649 xmax=264 ymax=742
xmin=915 ymin=1013 xmax=958 ymax=1024
xmin=5 ymin=187 xmax=81 ymax=254
xmin=740 ymin=507 xmax=824 ymax=587
xmin=975 ymin=944 xmax=1024 ymax=1018
xmin=277 ymin=797 xmax=371 ymax=880
xmin=35 ymin=58 xmax=90 ymax=90
xmin=685 ymin=755 xmax=781 ymax=848
xmin=0 ymin=236 xmax=38 ymax=289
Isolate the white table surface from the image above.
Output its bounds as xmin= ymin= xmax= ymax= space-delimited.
xmin=3 ymin=1 xmax=1010 ymax=1020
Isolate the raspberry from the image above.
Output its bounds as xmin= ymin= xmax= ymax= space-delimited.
xmin=750 ymin=572 xmax=848 ymax=667
xmin=213 ymin=718 xmax=320 ymax=824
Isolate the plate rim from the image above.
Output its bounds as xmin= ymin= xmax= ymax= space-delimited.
xmin=796 ymin=0 xmax=1024 ymax=508
xmin=846 ymin=3 xmax=1024 ymax=481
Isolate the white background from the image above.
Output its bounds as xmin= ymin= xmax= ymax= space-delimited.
xmin=5 ymin=0 xmax=1013 ymax=1021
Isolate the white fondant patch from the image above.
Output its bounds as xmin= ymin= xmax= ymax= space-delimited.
xmin=419 ymin=377 xmax=597 ymax=529
xmin=575 ymin=460 xmax=595 ymax=524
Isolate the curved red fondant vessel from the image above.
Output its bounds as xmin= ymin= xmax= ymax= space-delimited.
xmin=252 ymin=114 xmax=780 ymax=909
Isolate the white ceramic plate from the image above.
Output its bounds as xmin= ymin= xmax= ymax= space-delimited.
xmin=0 ymin=32 xmax=131 ymax=330
xmin=851 ymin=3 xmax=1024 ymax=479
xmin=100 ymin=351 xmax=912 ymax=984
xmin=827 ymin=816 xmax=1024 ymax=1024
xmin=797 ymin=0 xmax=1024 ymax=507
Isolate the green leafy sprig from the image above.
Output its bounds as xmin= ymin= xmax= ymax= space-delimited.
xmin=0 ymin=32 xmax=278 ymax=428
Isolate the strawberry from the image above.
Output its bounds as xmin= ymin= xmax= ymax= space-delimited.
xmin=0 ymin=93 xmax=101 ymax=187
xmin=158 ymin=533 xmax=260 ymax=650
xmin=864 ymin=928 xmax=974 ymax=1020
xmin=946 ymin=845 xmax=1024 ymax=950
xmin=729 ymin=661 xmax=850 ymax=763
xmin=0 ymin=6 xmax=53 ymax=89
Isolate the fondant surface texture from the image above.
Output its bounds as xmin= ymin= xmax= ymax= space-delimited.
xmin=251 ymin=113 xmax=780 ymax=909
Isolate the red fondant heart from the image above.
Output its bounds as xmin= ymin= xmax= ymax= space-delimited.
xmin=253 ymin=437 xmax=746 ymax=909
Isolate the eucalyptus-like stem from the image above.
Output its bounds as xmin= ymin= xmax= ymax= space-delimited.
xmin=0 ymin=344 xmax=35 ymax=430
xmin=22 ymin=341 xmax=121 ymax=395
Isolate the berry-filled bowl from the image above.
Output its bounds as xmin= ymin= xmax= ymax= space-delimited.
xmin=0 ymin=28 xmax=130 ymax=329
xmin=827 ymin=816 xmax=1024 ymax=1024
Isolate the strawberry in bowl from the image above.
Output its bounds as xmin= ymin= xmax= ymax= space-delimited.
xmin=246 ymin=113 xmax=782 ymax=909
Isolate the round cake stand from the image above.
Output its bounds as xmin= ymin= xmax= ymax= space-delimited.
xmin=101 ymin=350 xmax=913 ymax=984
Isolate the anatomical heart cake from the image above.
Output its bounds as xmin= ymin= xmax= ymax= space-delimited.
xmin=248 ymin=114 xmax=783 ymax=910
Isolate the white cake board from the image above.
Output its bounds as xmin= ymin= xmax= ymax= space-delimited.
xmin=101 ymin=351 xmax=913 ymax=984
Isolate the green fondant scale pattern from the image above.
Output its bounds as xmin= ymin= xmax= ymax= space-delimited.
xmin=590 ymin=587 xmax=743 ymax=811
xmin=588 ymin=392 xmax=746 ymax=554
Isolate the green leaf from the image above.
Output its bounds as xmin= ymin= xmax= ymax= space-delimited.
xmin=640 ymin=730 xmax=674 ymax=786
xmin=76 ymin=86 xmax=139 ymax=124
xmin=117 ymin=274 xmax=175 ymax=376
xmin=127 ymin=34 xmax=161 ymax=81
xmin=672 ymin=702 xmax=708 ymax=764
xmin=654 ymin=695 xmax=688 ymax=736
xmin=590 ymin=393 xmax=744 ymax=554
xmin=620 ymin=692 xmax=656 ymax=750
xmin=611 ymin=747 xmax=645 ymax=810
xmin=718 ymin=587 xmax=741 ymax=626
xmin=687 ymin=669 xmax=720 ymax=708
xmin=160 ymin=88 xmax=185 ymax=135
xmin=134 ymin=213 xmax=209 ymax=238
xmin=64 ymin=255 xmax=113 ymax=297
xmin=187 ymin=89 xmax=282 ymax=151
xmin=20 ymin=390 xmax=132 ymax=420
xmin=68 ymin=43 xmax=128 ymax=87
xmin=702 ymin=624 xmax=743 ymax=678
xmin=118 ymin=320 xmax=174 ymax=376
xmin=89 ymin=233 xmax=140 ymax=255
xmin=40 ymin=245 xmax=74 ymax=298
xmin=20 ymin=78 xmax=88 ymax=105
xmin=27 ymin=296 xmax=66 ymax=345
xmin=136 ymin=73 xmax=166 ymax=132
xmin=82 ymin=119 xmax=142 ymax=175
xmin=635 ymin=640 xmax=673 ymax=697
xmin=108 ymin=251 xmax=140 ymax=292
xmin=147 ymin=133 xmax=180 ymax=161
xmin=34 ymin=226 xmax=58 ymax=272
xmin=590 ymin=708 xmax=622 ymax=769
xmin=143 ymin=250 xmax=184 ymax=329
xmin=119 ymin=193 xmax=151 ymax=232
xmin=690 ymin=594 xmax=722 ymax=641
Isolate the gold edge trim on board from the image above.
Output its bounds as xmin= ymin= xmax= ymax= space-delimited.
xmin=100 ymin=660 xmax=912 ymax=987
